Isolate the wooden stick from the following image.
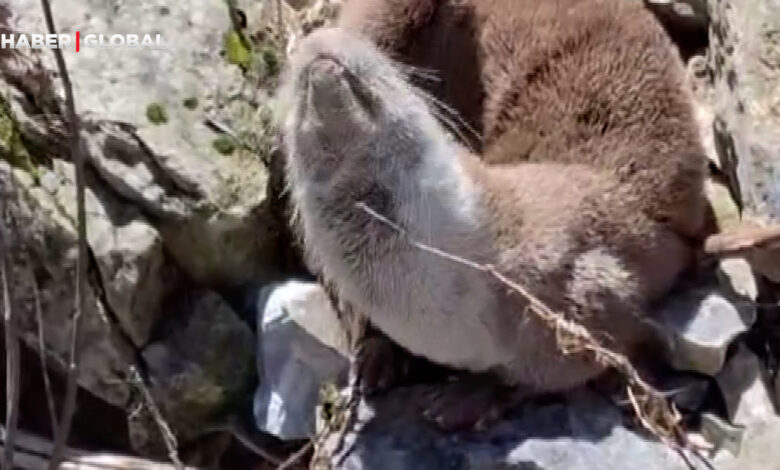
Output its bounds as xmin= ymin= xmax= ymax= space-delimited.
xmin=704 ymin=223 xmax=780 ymax=255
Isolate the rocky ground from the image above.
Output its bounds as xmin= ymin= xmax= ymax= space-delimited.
xmin=0 ymin=0 xmax=778 ymax=469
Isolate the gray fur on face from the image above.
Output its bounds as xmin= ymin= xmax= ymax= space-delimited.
xmin=280 ymin=28 xmax=517 ymax=377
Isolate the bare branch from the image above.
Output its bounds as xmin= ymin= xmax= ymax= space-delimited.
xmin=275 ymin=440 xmax=312 ymax=470
xmin=221 ymin=427 xmax=284 ymax=466
xmin=1 ymin=191 xmax=20 ymax=470
xmin=31 ymin=273 xmax=59 ymax=437
xmin=355 ymin=201 xmax=712 ymax=469
xmin=128 ymin=367 xmax=184 ymax=470
xmin=39 ymin=0 xmax=87 ymax=468
xmin=1 ymin=425 xmax=192 ymax=469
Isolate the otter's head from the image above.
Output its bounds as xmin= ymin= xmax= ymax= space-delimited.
xmin=277 ymin=27 xmax=445 ymax=186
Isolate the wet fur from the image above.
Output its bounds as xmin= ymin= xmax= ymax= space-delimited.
xmin=278 ymin=19 xmax=701 ymax=393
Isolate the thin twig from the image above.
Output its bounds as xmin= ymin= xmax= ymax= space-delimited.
xmin=1 ymin=193 xmax=20 ymax=470
xmin=355 ymin=201 xmax=710 ymax=469
xmin=275 ymin=440 xmax=312 ymax=470
xmin=330 ymin=355 xmax=363 ymax=467
xmin=40 ymin=0 xmax=88 ymax=468
xmin=31 ymin=274 xmax=59 ymax=438
xmin=224 ymin=428 xmax=284 ymax=466
xmin=276 ymin=0 xmax=285 ymax=39
xmin=202 ymin=422 xmax=285 ymax=466
xmin=129 ymin=367 xmax=184 ymax=470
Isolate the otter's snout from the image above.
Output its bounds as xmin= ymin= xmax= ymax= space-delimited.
xmin=303 ymin=54 xmax=377 ymax=139
xmin=306 ymin=57 xmax=353 ymax=116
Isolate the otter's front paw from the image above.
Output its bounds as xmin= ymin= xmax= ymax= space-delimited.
xmin=423 ymin=374 xmax=521 ymax=432
xmin=355 ymin=335 xmax=413 ymax=395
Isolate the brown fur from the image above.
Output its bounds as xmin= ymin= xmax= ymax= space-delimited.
xmin=468 ymin=157 xmax=690 ymax=390
xmin=280 ymin=0 xmax=709 ymax=397
xmin=338 ymin=0 xmax=707 ymax=239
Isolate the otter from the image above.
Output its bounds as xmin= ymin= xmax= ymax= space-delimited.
xmin=278 ymin=18 xmax=703 ymax=423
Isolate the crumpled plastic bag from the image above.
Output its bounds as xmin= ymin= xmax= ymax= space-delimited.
xmin=253 ymin=280 xmax=350 ymax=440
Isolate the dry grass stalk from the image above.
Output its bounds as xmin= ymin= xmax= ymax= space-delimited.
xmin=31 ymin=273 xmax=59 ymax=437
xmin=275 ymin=440 xmax=313 ymax=470
xmin=128 ymin=366 xmax=184 ymax=470
xmin=355 ymin=201 xmax=711 ymax=468
xmin=1 ymin=425 xmax=191 ymax=469
xmin=39 ymin=0 xmax=88 ymax=467
xmin=307 ymin=387 xmax=360 ymax=470
xmin=1 ymin=195 xmax=20 ymax=470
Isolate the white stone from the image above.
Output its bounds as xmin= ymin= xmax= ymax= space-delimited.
xmin=717 ymin=257 xmax=759 ymax=302
xmin=655 ymin=286 xmax=755 ymax=375
xmin=716 ymin=344 xmax=776 ymax=427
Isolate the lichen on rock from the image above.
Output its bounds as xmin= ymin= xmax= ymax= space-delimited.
xmin=0 ymin=95 xmax=40 ymax=178
xmin=145 ymin=102 xmax=169 ymax=125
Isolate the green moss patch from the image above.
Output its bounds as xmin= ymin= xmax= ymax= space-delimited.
xmin=183 ymin=97 xmax=199 ymax=110
xmin=0 ymin=97 xmax=40 ymax=178
xmin=146 ymin=102 xmax=169 ymax=124
xmin=224 ymin=30 xmax=253 ymax=71
xmin=260 ymin=47 xmax=280 ymax=77
xmin=212 ymin=136 xmax=236 ymax=155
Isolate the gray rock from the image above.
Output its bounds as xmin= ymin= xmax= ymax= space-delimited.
xmin=644 ymin=0 xmax=709 ymax=56
xmin=10 ymin=0 xmax=284 ymax=286
xmin=654 ymin=284 xmax=755 ymax=375
xmin=709 ymin=0 xmax=780 ymax=224
xmin=700 ymin=413 xmax=746 ymax=457
xmin=3 ymin=0 xmax=292 ymax=456
xmin=49 ymin=159 xmax=171 ymax=347
xmin=716 ymin=344 xmax=776 ymax=426
xmin=253 ymin=280 xmax=349 ymax=440
xmin=645 ymin=0 xmax=709 ymax=30
xmin=1 ymin=162 xmax=136 ymax=406
xmin=323 ymin=388 xmax=695 ymax=470
xmin=135 ymin=290 xmax=255 ymax=455
xmin=713 ymin=417 xmax=780 ymax=470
